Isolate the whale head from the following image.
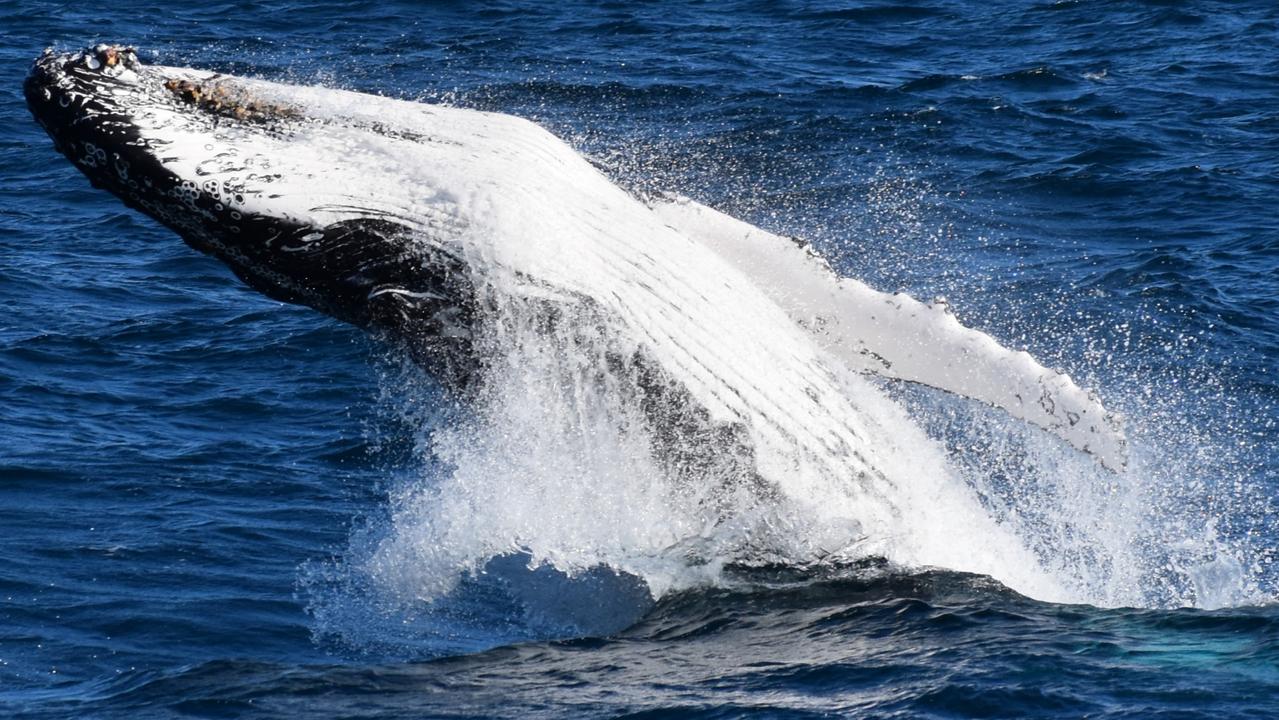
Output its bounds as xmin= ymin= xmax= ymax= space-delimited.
xmin=25 ymin=45 xmax=475 ymax=381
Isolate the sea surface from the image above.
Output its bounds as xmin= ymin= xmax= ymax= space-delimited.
xmin=2 ymin=1 xmax=1278 ymax=718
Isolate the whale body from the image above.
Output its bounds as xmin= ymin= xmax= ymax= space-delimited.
xmin=24 ymin=45 xmax=1126 ymax=516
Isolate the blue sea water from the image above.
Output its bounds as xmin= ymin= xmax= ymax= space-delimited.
xmin=2 ymin=1 xmax=1278 ymax=717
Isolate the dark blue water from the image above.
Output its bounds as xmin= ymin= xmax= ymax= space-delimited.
xmin=3 ymin=1 xmax=1277 ymax=717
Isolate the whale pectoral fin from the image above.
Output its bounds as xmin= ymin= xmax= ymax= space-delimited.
xmin=649 ymin=195 xmax=1128 ymax=472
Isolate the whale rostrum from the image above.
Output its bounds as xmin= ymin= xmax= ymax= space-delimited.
xmin=25 ymin=45 xmax=1127 ymax=506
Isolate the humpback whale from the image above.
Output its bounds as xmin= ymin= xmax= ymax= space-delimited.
xmin=24 ymin=45 xmax=1126 ymax=514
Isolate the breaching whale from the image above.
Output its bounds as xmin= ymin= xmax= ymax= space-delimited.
xmin=24 ymin=45 xmax=1126 ymax=511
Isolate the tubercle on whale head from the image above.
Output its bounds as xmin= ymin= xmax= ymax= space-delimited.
xmin=26 ymin=45 xmax=140 ymax=152
xmin=26 ymin=44 xmax=296 ymax=139
xmin=26 ymin=44 xmax=141 ymax=101
xmin=24 ymin=44 xmax=252 ymax=253
xmin=24 ymin=45 xmax=313 ymax=266
xmin=54 ymin=43 xmax=142 ymax=73
xmin=95 ymin=44 xmax=137 ymax=69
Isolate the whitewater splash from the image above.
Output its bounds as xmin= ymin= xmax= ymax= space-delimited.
xmin=347 ymin=199 xmax=1268 ymax=627
xmin=359 ymin=215 xmax=1084 ymax=609
xmin=26 ymin=47 xmax=1268 ymax=627
xmin=347 ymin=164 xmax=1270 ymax=618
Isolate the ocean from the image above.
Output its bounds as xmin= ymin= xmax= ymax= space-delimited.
xmin=1 ymin=1 xmax=1277 ymax=717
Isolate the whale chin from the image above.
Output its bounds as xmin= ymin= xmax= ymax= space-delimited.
xmin=26 ymin=44 xmax=1127 ymax=497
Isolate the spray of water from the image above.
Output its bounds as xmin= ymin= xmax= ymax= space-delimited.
xmin=303 ymin=145 xmax=1274 ymax=656
xmin=308 ymin=246 xmax=1094 ymax=649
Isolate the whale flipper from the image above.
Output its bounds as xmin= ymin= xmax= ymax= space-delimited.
xmin=649 ymin=196 xmax=1127 ymax=472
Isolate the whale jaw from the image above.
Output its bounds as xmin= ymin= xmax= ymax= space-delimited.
xmin=25 ymin=45 xmax=477 ymax=384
